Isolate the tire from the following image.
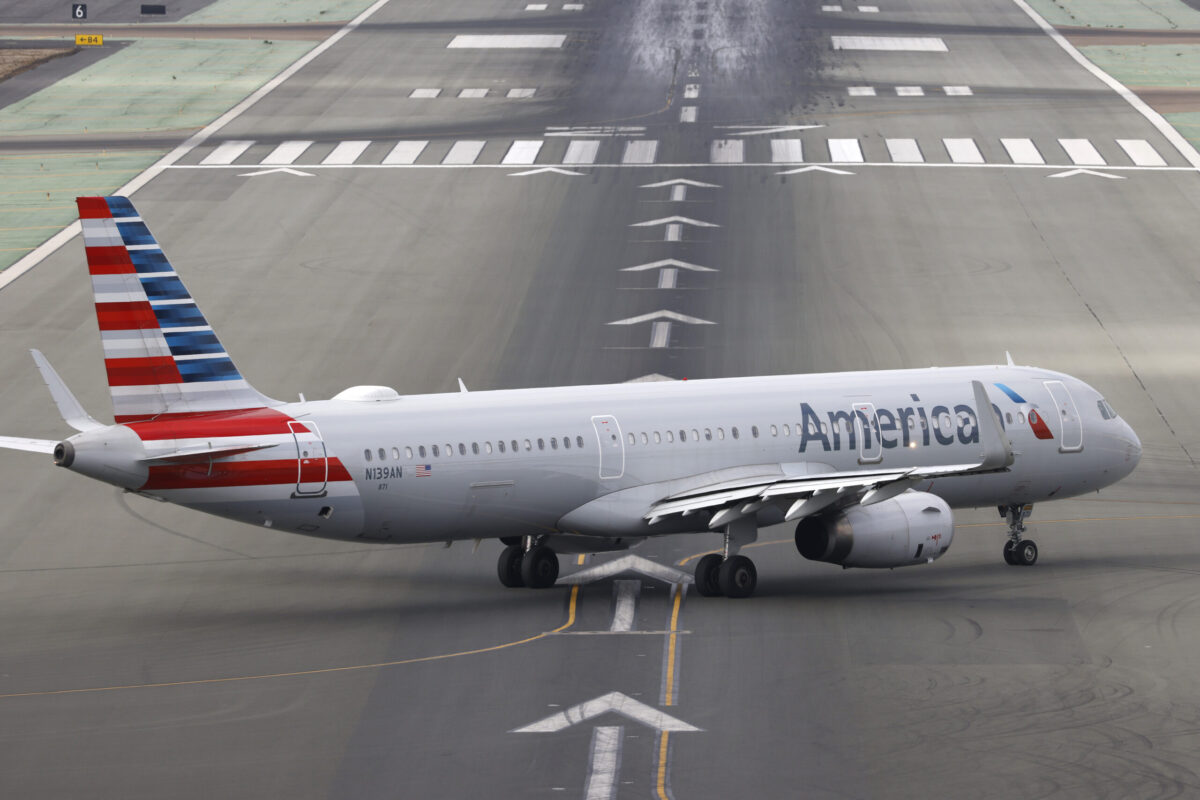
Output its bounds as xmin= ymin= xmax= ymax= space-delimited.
xmin=717 ymin=555 xmax=757 ymax=599
xmin=521 ymin=545 xmax=560 ymax=589
xmin=498 ymin=544 xmax=525 ymax=588
xmin=1014 ymin=539 xmax=1038 ymax=566
xmin=1003 ymin=541 xmax=1018 ymax=566
xmin=694 ymin=553 xmax=724 ymax=597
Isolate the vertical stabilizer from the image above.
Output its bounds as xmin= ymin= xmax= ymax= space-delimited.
xmin=77 ymin=196 xmax=278 ymax=422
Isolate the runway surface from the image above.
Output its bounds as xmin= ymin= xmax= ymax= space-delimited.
xmin=3 ymin=0 xmax=1200 ymax=797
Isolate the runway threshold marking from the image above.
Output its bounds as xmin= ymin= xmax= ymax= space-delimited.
xmin=0 ymin=583 xmax=582 ymax=701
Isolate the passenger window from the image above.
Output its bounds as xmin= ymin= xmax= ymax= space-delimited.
xmin=577 ymin=436 xmax=585 ymax=448
xmin=472 ymin=442 xmax=479 ymax=455
xmin=498 ymin=440 xmax=506 ymax=453
xmin=537 ymin=438 xmax=544 ymax=450
xmin=524 ymin=439 xmax=531 ymax=451
xmin=445 ymin=444 xmax=453 ymax=457
xmin=1005 ymin=412 xmax=1013 ymax=424
xmin=732 ymin=427 xmax=739 ymax=439
xmin=641 ymin=432 xmax=648 ymax=445
xmin=667 ymin=430 xmax=675 ymax=443
xmin=679 ymin=429 xmax=687 ymax=442
xmin=364 ymin=449 xmax=372 ymax=462
xmin=770 ymin=424 xmax=778 ymax=437
xmin=455 ymin=443 xmax=464 ymax=456
xmin=392 ymin=447 xmax=400 ymax=460
xmin=419 ymin=445 xmax=426 ymax=458
xmin=512 ymin=440 xmax=519 ymax=452
xmin=705 ymin=428 xmax=712 ymax=441
xmin=485 ymin=442 xmax=492 ymax=454
xmin=654 ymin=431 xmax=662 ymax=444
xmin=782 ymin=424 xmax=790 ymax=437
xmin=1017 ymin=412 xmax=1025 ymax=424
xmin=692 ymin=428 xmax=700 ymax=441
xmin=378 ymin=448 xmax=386 ymax=460
xmin=551 ymin=437 xmax=559 ymax=450
xmin=405 ymin=446 xmax=413 ymax=460
xmin=821 ymin=422 xmax=828 ymax=435
xmin=627 ymin=433 xmax=635 ymax=446
xmin=563 ymin=436 xmax=571 ymax=450
xmin=432 ymin=445 xmax=440 ymax=457
xmin=716 ymin=428 xmax=724 ymax=440
xmin=752 ymin=426 xmax=759 ymax=438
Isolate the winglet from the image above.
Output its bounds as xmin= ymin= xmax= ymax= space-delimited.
xmin=973 ymin=380 xmax=1014 ymax=469
xmin=458 ymin=378 xmax=468 ymax=393
xmin=1006 ymin=351 xmax=1015 ymax=366
xmin=30 ymin=349 xmax=103 ymax=432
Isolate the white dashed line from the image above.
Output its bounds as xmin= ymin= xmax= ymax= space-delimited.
xmin=858 ymin=5 xmax=880 ymax=11
xmin=944 ymin=138 xmax=984 ymax=163
xmin=828 ymin=139 xmax=864 ymax=162
xmin=832 ymin=36 xmax=947 ymax=51
xmin=507 ymin=88 xmax=537 ymax=98
xmin=262 ymin=140 xmax=313 ymax=165
xmin=200 ymin=140 xmax=253 ymax=165
xmin=1059 ymin=138 xmax=1106 ymax=166
xmin=409 ymin=88 xmax=440 ymax=98
xmin=710 ymin=139 xmax=744 ymax=163
xmin=622 ymin=140 xmax=659 ymax=164
xmin=525 ymin=4 xmax=548 ymax=10
xmin=443 ymin=141 xmax=486 ymax=164
xmin=886 ymin=138 xmax=923 ymax=163
xmin=821 ymin=4 xmax=843 ymax=10
xmin=1117 ymin=139 xmax=1167 ymax=167
xmin=770 ymin=139 xmax=803 ymax=163
xmin=448 ymin=34 xmax=566 ymax=48
xmin=563 ymin=140 xmax=600 ymax=164
xmin=1001 ymin=138 xmax=1044 ymax=164
xmin=322 ymin=140 xmax=371 ymax=165
xmin=563 ymin=2 xmax=584 ymax=9
xmin=847 ymin=86 xmax=876 ymax=96
xmin=665 ymin=224 xmax=682 ymax=242
xmin=383 ymin=141 xmax=428 ymax=164
xmin=502 ymin=140 xmax=544 ymax=165
xmin=680 ymin=106 xmax=697 ymax=122
xmin=896 ymin=86 xmax=924 ymax=96
xmin=684 ymin=84 xmax=700 ymax=99
xmin=943 ymin=85 xmax=973 ymax=95
xmin=458 ymin=88 xmax=489 ymax=98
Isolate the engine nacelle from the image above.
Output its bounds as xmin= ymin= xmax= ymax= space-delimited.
xmin=794 ymin=491 xmax=954 ymax=569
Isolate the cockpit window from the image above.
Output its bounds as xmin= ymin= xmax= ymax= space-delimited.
xmin=1097 ymin=399 xmax=1119 ymax=420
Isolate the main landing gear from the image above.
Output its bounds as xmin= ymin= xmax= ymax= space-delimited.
xmin=694 ymin=517 xmax=759 ymax=598
xmin=1000 ymin=503 xmax=1038 ymax=566
xmin=497 ymin=536 xmax=560 ymax=589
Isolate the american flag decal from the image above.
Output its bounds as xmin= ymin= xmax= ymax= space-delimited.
xmin=415 ymin=464 xmax=432 ymax=477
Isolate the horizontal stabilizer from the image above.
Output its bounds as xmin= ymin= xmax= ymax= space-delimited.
xmin=139 ymin=442 xmax=278 ymax=464
xmin=0 ymin=436 xmax=57 ymax=455
xmin=31 ymin=349 xmax=103 ymax=432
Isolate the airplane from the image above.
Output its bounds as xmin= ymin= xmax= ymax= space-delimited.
xmin=0 ymin=197 xmax=1142 ymax=598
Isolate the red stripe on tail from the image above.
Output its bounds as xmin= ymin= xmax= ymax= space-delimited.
xmin=96 ymin=301 xmax=159 ymax=331
xmin=76 ymin=197 xmax=112 ymax=219
xmin=85 ymin=246 xmax=135 ymax=275
xmin=105 ymin=356 xmax=182 ymax=387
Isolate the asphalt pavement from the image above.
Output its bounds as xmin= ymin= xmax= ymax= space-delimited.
xmin=3 ymin=0 xmax=1200 ymax=797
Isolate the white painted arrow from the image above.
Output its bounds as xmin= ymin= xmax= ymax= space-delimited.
xmin=512 ymin=691 xmax=702 ymax=733
xmin=508 ymin=167 xmax=585 ymax=177
xmin=1047 ymin=168 xmax=1124 ymax=180
xmin=714 ymin=124 xmax=825 ymax=136
xmin=639 ymin=178 xmax=721 ymax=189
xmin=776 ymin=165 xmax=854 ymax=176
xmin=621 ymin=259 xmax=717 ymax=273
xmin=607 ymin=310 xmax=716 ymax=326
xmin=560 ymin=553 xmax=695 ymax=585
xmin=630 ymin=216 xmax=720 ymax=228
xmin=238 ymin=167 xmax=314 ymax=177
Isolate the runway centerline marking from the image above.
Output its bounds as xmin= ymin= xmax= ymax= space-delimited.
xmin=0 ymin=584 xmax=581 ymax=700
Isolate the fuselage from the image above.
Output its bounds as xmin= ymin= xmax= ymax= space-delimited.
xmin=85 ymin=364 xmax=1139 ymax=545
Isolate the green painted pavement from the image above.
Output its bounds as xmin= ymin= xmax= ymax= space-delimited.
xmin=1081 ymin=44 xmax=1200 ymax=88
xmin=1027 ymin=0 xmax=1200 ymax=30
xmin=181 ymin=0 xmax=376 ymax=24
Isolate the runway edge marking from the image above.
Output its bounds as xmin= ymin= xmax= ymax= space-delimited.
xmin=0 ymin=0 xmax=396 ymax=293
xmin=1010 ymin=0 xmax=1200 ymax=170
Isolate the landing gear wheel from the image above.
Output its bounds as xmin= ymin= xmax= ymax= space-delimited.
xmin=1003 ymin=541 xmax=1019 ymax=566
xmin=1013 ymin=539 xmax=1038 ymax=566
xmin=498 ymin=544 xmax=525 ymax=587
xmin=694 ymin=553 xmax=724 ymax=597
xmin=717 ymin=555 xmax=757 ymax=599
xmin=521 ymin=545 xmax=559 ymax=589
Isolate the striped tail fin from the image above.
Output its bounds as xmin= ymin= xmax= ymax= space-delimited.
xmin=77 ymin=196 xmax=279 ymax=423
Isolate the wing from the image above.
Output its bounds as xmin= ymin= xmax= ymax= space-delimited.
xmin=646 ymin=380 xmax=1013 ymax=528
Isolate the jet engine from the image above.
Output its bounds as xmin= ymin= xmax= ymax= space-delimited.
xmin=794 ymin=491 xmax=954 ymax=569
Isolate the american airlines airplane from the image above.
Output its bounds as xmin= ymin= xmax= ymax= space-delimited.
xmin=0 ymin=197 xmax=1142 ymax=597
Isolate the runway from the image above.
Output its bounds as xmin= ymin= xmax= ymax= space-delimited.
xmin=3 ymin=0 xmax=1200 ymax=797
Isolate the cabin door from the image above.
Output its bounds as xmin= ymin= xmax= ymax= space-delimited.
xmin=852 ymin=402 xmax=883 ymax=464
xmin=1043 ymin=381 xmax=1083 ymax=452
xmin=289 ymin=421 xmax=328 ymax=496
xmin=591 ymin=415 xmax=625 ymax=479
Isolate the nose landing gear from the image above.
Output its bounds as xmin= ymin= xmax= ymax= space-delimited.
xmin=1001 ymin=504 xmax=1038 ymax=566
